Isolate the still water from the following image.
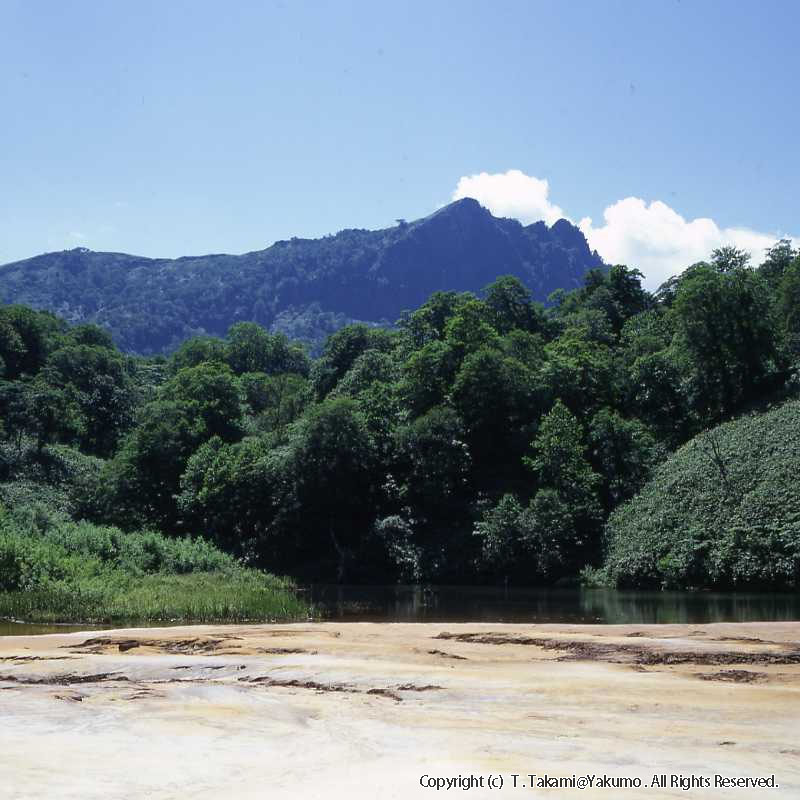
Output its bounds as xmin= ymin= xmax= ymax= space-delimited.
xmin=0 ymin=621 xmax=104 ymax=637
xmin=305 ymin=584 xmax=800 ymax=624
xmin=2 ymin=586 xmax=798 ymax=635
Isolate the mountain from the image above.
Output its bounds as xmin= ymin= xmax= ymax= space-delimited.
xmin=0 ymin=198 xmax=604 ymax=354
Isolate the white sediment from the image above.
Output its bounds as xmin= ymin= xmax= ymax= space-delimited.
xmin=1 ymin=621 xmax=799 ymax=799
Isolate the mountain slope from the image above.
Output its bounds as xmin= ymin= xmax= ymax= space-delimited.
xmin=0 ymin=199 xmax=603 ymax=353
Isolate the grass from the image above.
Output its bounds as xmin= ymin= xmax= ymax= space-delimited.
xmin=0 ymin=504 xmax=312 ymax=624
xmin=0 ymin=572 xmax=310 ymax=625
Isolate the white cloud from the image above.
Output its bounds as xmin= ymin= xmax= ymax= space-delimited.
xmin=578 ymin=199 xmax=787 ymax=288
xmin=452 ymin=169 xmax=566 ymax=227
xmin=451 ymin=170 xmax=795 ymax=289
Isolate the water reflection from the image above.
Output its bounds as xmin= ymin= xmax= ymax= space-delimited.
xmin=0 ymin=621 xmax=101 ymax=637
xmin=306 ymin=585 xmax=800 ymax=624
xmin=2 ymin=586 xmax=798 ymax=635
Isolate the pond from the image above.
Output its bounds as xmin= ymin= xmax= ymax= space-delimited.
xmin=2 ymin=585 xmax=798 ymax=635
xmin=304 ymin=584 xmax=800 ymax=624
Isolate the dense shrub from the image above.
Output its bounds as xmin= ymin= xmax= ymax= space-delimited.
xmin=602 ymin=400 xmax=800 ymax=589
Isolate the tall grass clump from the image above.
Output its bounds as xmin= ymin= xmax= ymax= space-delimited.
xmin=0 ymin=504 xmax=310 ymax=623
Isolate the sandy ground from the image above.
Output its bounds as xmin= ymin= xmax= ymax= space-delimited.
xmin=1 ymin=621 xmax=799 ymax=799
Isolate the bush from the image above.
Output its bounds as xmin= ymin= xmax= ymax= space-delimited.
xmin=0 ymin=439 xmax=104 ymax=516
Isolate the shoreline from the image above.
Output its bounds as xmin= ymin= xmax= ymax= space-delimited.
xmin=2 ymin=621 xmax=799 ymax=798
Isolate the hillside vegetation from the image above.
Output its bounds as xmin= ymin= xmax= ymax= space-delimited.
xmin=0 ymin=199 xmax=602 ymax=353
xmin=602 ymin=400 xmax=800 ymax=589
xmin=1 ymin=237 xmax=799 ymax=604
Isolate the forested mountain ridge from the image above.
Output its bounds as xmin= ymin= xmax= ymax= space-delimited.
xmin=0 ymin=199 xmax=603 ymax=354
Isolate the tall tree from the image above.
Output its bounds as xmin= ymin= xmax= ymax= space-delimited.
xmin=522 ymin=400 xmax=602 ymax=574
xmin=777 ymin=256 xmax=800 ymax=356
xmin=672 ymin=264 xmax=779 ymax=421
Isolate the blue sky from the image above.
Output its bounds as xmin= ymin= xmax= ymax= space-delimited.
xmin=1 ymin=0 xmax=798 ymax=285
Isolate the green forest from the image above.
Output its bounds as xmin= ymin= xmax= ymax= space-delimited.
xmin=2 ymin=240 xmax=799 ymax=622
